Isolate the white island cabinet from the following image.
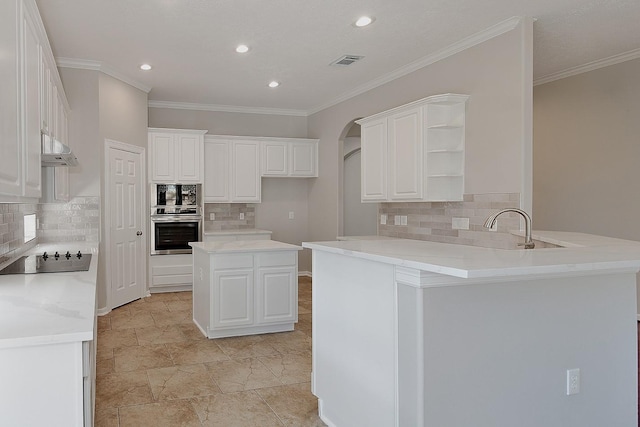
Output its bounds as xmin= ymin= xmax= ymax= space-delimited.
xmin=190 ymin=240 xmax=301 ymax=338
xmin=0 ymin=244 xmax=99 ymax=427
xmin=303 ymin=233 xmax=640 ymax=427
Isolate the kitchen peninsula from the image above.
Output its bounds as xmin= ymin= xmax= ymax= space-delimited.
xmin=303 ymin=232 xmax=640 ymax=427
xmin=190 ymin=240 xmax=301 ymax=338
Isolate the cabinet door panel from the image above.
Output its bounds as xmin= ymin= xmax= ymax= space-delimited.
xmin=150 ymin=133 xmax=175 ymax=182
xmin=176 ymin=134 xmax=201 ymax=182
xmin=212 ymin=269 xmax=254 ymax=328
xmin=262 ymin=142 xmax=288 ymax=176
xmin=257 ymin=267 xmax=297 ymax=324
xmin=360 ymin=119 xmax=387 ymax=201
xmin=290 ymin=142 xmax=317 ymax=177
xmin=231 ymin=141 xmax=260 ymax=202
xmin=22 ymin=7 xmax=41 ymax=197
xmin=388 ymin=108 xmax=422 ymax=200
xmin=204 ymin=140 xmax=230 ymax=202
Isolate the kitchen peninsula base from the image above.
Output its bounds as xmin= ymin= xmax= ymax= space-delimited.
xmin=190 ymin=240 xmax=301 ymax=339
xmin=304 ymin=237 xmax=639 ymax=427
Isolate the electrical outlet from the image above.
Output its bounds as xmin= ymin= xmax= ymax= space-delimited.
xmin=452 ymin=217 xmax=469 ymax=230
xmin=289 ymin=211 xmax=295 ymax=220
xmin=380 ymin=214 xmax=387 ymax=225
xmin=239 ymin=213 xmax=245 ymax=220
xmin=394 ymin=215 xmax=401 ymax=225
xmin=209 ymin=213 xmax=215 ymax=220
xmin=566 ymin=369 xmax=580 ymax=395
xmin=400 ymin=215 xmax=407 ymax=226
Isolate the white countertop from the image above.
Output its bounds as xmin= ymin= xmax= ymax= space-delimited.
xmin=202 ymin=228 xmax=272 ymax=236
xmin=0 ymin=243 xmax=99 ymax=349
xmin=190 ymin=239 xmax=302 ymax=253
xmin=303 ymin=231 xmax=640 ymax=279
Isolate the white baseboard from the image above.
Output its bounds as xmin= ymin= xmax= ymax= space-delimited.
xmin=298 ymin=271 xmax=312 ymax=278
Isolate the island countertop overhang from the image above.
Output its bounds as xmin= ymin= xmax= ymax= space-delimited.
xmin=302 ymin=231 xmax=640 ymax=279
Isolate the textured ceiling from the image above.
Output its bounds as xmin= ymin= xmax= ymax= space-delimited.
xmin=36 ymin=0 xmax=640 ymax=114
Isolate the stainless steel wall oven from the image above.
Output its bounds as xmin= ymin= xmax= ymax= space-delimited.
xmin=151 ymin=184 xmax=202 ymax=255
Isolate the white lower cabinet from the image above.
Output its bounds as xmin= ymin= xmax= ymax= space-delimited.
xmin=149 ymin=254 xmax=193 ymax=293
xmin=193 ymin=247 xmax=298 ymax=338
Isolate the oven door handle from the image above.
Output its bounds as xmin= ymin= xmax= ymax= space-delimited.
xmin=151 ymin=215 xmax=202 ymax=222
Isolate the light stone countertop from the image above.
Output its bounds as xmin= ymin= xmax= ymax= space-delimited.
xmin=303 ymin=231 xmax=640 ymax=279
xmin=0 ymin=243 xmax=99 ymax=349
xmin=202 ymin=228 xmax=272 ymax=236
xmin=190 ymin=239 xmax=301 ymax=253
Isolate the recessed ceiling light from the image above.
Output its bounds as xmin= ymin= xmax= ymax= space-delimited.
xmin=235 ymin=44 xmax=250 ymax=53
xmin=268 ymin=81 xmax=280 ymax=88
xmin=355 ymin=16 xmax=374 ymax=27
xmin=140 ymin=64 xmax=152 ymax=71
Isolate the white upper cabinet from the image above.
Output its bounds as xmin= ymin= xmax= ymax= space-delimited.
xmin=0 ymin=0 xmax=68 ymax=202
xmin=357 ymin=93 xmax=468 ymax=203
xmin=204 ymin=136 xmax=260 ymax=203
xmin=148 ymin=128 xmax=206 ymax=183
xmin=261 ymin=138 xmax=318 ymax=177
xmin=260 ymin=138 xmax=318 ymax=178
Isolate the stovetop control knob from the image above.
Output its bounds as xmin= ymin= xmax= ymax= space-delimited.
xmin=65 ymin=251 xmax=71 ymax=259
xmin=54 ymin=251 xmax=60 ymax=259
xmin=42 ymin=252 xmax=48 ymax=260
xmin=76 ymin=251 xmax=82 ymax=259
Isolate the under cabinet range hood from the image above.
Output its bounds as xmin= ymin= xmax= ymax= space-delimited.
xmin=41 ymin=133 xmax=78 ymax=167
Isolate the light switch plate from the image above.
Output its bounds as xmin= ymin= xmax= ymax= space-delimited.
xmin=239 ymin=213 xmax=245 ymax=220
xmin=400 ymin=215 xmax=407 ymax=226
xmin=380 ymin=214 xmax=387 ymax=225
xmin=289 ymin=211 xmax=295 ymax=220
xmin=394 ymin=215 xmax=401 ymax=225
xmin=209 ymin=213 xmax=215 ymax=220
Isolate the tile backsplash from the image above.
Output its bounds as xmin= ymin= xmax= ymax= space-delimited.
xmin=37 ymin=197 xmax=100 ymax=243
xmin=378 ymin=193 xmax=528 ymax=249
xmin=204 ymin=203 xmax=256 ymax=230
xmin=0 ymin=203 xmax=37 ymax=265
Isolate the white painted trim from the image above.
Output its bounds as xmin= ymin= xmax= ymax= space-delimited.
xmin=520 ymin=18 xmax=534 ymax=216
xmin=104 ymin=139 xmax=148 ymax=312
xmin=148 ymin=100 xmax=307 ymax=117
xmin=533 ymin=48 xmax=640 ymax=86
xmin=297 ymin=271 xmax=312 ymax=278
xmin=56 ymin=57 xmax=152 ymax=93
xmin=307 ymin=16 xmax=522 ymax=115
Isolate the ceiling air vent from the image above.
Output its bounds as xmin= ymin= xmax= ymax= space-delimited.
xmin=330 ymin=55 xmax=364 ymax=67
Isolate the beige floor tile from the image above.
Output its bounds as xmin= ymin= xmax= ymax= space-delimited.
xmin=128 ymin=299 xmax=170 ymax=314
xmin=259 ymin=351 xmax=312 ymax=385
xmin=147 ymin=363 xmax=221 ymax=401
xmin=97 ymin=347 xmax=114 ymax=361
xmin=113 ymin=344 xmax=173 ymax=372
xmin=111 ymin=312 xmax=156 ymax=330
xmin=104 ymin=305 xmax=131 ymax=318
xmin=94 ymin=407 xmax=119 ymax=427
xmin=152 ymin=310 xmax=193 ymax=327
xmin=190 ymin=391 xmax=283 ymax=427
xmin=96 ymin=356 xmax=115 ymax=375
xmin=263 ymin=330 xmax=312 ymax=354
xmin=95 ymin=370 xmax=153 ymax=410
xmin=97 ymin=316 xmax=111 ymax=332
xmin=135 ymin=324 xmax=188 ymax=345
xmin=166 ymin=299 xmax=192 ymax=312
xmin=205 ymin=358 xmax=281 ymax=392
xmin=298 ymin=305 xmax=311 ymax=315
xmin=257 ymin=383 xmax=326 ymax=427
xmin=215 ymin=334 xmax=280 ymax=359
xmin=97 ymin=328 xmax=138 ymax=352
xmin=295 ymin=314 xmax=312 ymax=337
xmin=118 ymin=399 xmax=201 ymax=427
xmin=175 ymin=291 xmax=193 ymax=301
xmin=177 ymin=322 xmax=208 ymax=341
xmin=147 ymin=292 xmax=181 ymax=302
xmin=165 ymin=339 xmax=230 ymax=365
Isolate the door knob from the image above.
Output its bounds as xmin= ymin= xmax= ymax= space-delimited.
xmin=136 ymin=231 xmax=143 ymax=236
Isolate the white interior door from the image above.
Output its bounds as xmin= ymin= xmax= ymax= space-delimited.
xmin=108 ymin=144 xmax=145 ymax=308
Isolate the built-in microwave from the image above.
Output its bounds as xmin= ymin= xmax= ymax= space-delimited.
xmin=152 ymin=184 xmax=201 ymax=215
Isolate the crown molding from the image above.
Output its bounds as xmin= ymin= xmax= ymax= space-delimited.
xmin=306 ymin=16 xmax=523 ymax=115
xmin=533 ymin=48 xmax=640 ymax=86
xmin=147 ymin=100 xmax=308 ymax=117
xmin=56 ymin=57 xmax=152 ymax=93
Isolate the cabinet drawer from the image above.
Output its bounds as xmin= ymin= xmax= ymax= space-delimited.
xmin=258 ymin=251 xmax=296 ymax=267
xmin=213 ymin=254 xmax=254 ymax=269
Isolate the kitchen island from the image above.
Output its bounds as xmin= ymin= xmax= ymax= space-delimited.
xmin=0 ymin=243 xmax=99 ymax=427
xmin=303 ymin=232 xmax=640 ymax=427
xmin=190 ymin=240 xmax=301 ymax=338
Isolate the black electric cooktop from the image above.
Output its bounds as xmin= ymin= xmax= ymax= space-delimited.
xmin=0 ymin=251 xmax=92 ymax=275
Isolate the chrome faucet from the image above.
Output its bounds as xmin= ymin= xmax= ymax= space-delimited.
xmin=483 ymin=208 xmax=535 ymax=249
